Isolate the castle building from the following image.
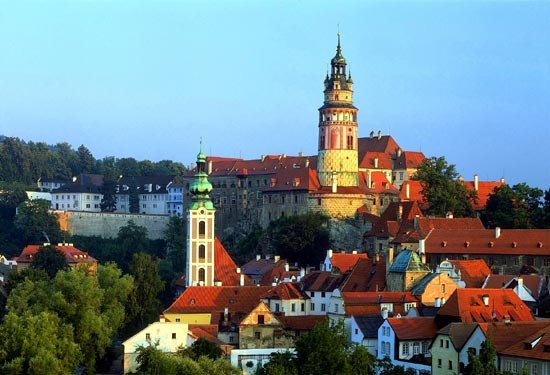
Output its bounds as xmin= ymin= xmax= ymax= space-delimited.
xmin=181 ymin=36 xmax=425 ymax=234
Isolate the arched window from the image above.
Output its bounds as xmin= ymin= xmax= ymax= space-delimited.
xmin=198 ymin=268 xmax=205 ymax=283
xmin=199 ymin=221 xmax=206 ymax=236
xmin=199 ymin=244 xmax=206 ymax=259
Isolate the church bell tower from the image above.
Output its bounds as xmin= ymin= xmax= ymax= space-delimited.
xmin=317 ymin=33 xmax=359 ymax=187
xmin=186 ymin=145 xmax=216 ymax=287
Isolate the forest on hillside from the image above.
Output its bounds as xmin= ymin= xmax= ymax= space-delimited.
xmin=0 ymin=136 xmax=189 ymax=185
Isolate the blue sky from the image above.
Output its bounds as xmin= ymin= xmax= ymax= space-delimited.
xmin=0 ymin=1 xmax=549 ymax=187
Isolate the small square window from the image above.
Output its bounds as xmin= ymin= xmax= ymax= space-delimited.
xmin=172 ymin=333 xmax=176 ymax=339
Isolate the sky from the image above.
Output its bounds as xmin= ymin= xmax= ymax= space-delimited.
xmin=0 ymin=1 xmax=549 ymax=188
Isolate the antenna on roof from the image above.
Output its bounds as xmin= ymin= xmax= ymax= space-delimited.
xmin=42 ymin=231 xmax=50 ymax=243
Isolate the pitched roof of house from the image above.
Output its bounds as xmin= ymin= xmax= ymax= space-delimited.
xmin=359 ymin=152 xmax=393 ymax=170
xmin=262 ymin=282 xmax=309 ymax=300
xmin=436 ymin=323 xmax=480 ymax=351
xmin=447 ymin=259 xmax=491 ymax=288
xmin=487 ymin=321 xmax=550 ymax=361
xmin=365 ymin=201 xmax=423 ymax=239
xmin=387 ymin=317 xmax=437 ymax=340
xmin=482 ymin=275 xmax=546 ymax=299
xmin=329 ymin=252 xmax=369 ymax=273
xmin=51 ymin=174 xmax=103 ymax=194
xmin=16 ymin=244 xmax=97 ymax=265
xmin=358 ymin=134 xmax=401 ymax=157
xmin=436 ymin=288 xmax=534 ymax=324
xmin=164 ymin=286 xmax=272 ymax=325
xmin=117 ymin=175 xmax=175 ymax=195
xmin=394 ymin=151 xmax=426 ymax=170
xmin=426 ymin=229 xmax=550 ymax=256
xmin=278 ymin=315 xmax=327 ymax=331
xmin=340 ymin=258 xmax=386 ymax=292
xmin=389 ymin=249 xmax=430 ymax=273
xmin=241 ymin=257 xmax=283 ymax=277
xmin=410 ymin=273 xmax=443 ymax=296
xmin=299 ymin=271 xmax=347 ymax=292
xmin=188 ymin=324 xmax=225 ymax=346
xmin=353 ymin=315 xmax=385 ymax=339
xmin=213 ymin=238 xmax=253 ymax=286
xmin=259 ymin=263 xmax=302 ymax=286
xmin=343 ymin=291 xmax=418 ymax=306
xmin=416 ymin=217 xmax=485 ymax=238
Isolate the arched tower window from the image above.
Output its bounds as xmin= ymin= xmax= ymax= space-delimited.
xmin=199 ymin=244 xmax=206 ymax=259
xmin=347 ymin=135 xmax=354 ymax=149
xmin=198 ymin=268 xmax=205 ymax=283
xmin=320 ymin=135 xmax=325 ymax=149
xmin=199 ymin=221 xmax=206 ymax=236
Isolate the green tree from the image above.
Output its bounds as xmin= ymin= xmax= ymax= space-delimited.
xmin=76 ymin=144 xmax=96 ymax=173
xmin=4 ymin=264 xmax=133 ymax=374
xmin=413 ymin=156 xmax=477 ymax=217
xmin=542 ymin=189 xmax=550 ymax=228
xmin=126 ymin=253 xmax=164 ymax=334
xmin=31 ymin=245 xmax=68 ymax=278
xmin=182 ymin=337 xmax=223 ymax=360
xmin=14 ymin=199 xmax=62 ymax=244
xmin=464 ymin=337 xmax=504 ymax=375
xmin=481 ymin=184 xmax=542 ymax=229
xmin=255 ymin=351 xmax=298 ymax=375
xmin=100 ymin=172 xmax=118 ymax=212
xmin=0 ymin=311 xmax=81 ymax=375
xmin=128 ymin=180 xmax=140 ymax=214
xmin=117 ymin=220 xmax=149 ymax=269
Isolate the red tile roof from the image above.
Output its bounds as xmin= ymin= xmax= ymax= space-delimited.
xmin=241 ymin=257 xmax=283 ymax=277
xmin=399 ymin=181 xmax=424 ymax=203
xmin=278 ymin=315 xmax=327 ymax=331
xmin=359 ymin=152 xmax=393 ymax=169
xmin=426 ymin=229 xmax=550 ymax=256
xmin=329 ymin=253 xmax=369 ymax=273
xmin=214 ymin=238 xmax=253 ymax=286
xmin=365 ymin=201 xmax=423 ymax=239
xmin=263 ymin=282 xmax=309 ymax=300
xmin=487 ymin=321 xmax=550 ymax=361
xmin=394 ymin=151 xmax=426 ymax=170
xmin=483 ymin=275 xmax=546 ymax=299
xmin=437 ymin=288 xmax=534 ymax=324
xmin=17 ymin=244 xmax=96 ymax=265
xmin=342 ymin=291 xmax=419 ymax=316
xmin=358 ymin=135 xmax=401 ymax=157
xmin=259 ymin=263 xmax=301 ymax=286
xmin=388 ymin=317 xmax=437 ymax=340
xmin=164 ymin=286 xmax=272 ymax=325
xmin=188 ymin=324 xmax=225 ymax=346
xmin=340 ymin=258 xmax=386 ymax=292
xmin=448 ymin=260 xmax=491 ymax=288
xmin=299 ymin=271 xmax=346 ymax=292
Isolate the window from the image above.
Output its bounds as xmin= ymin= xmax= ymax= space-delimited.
xmin=275 ymin=303 xmax=280 ymax=312
xmin=402 ymin=343 xmax=409 ymax=356
xmin=321 ymin=304 xmax=326 ymax=312
xmin=301 ymin=303 xmax=305 ymax=312
xmin=291 ymin=303 xmax=296 ymax=312
xmin=445 ymin=340 xmax=450 ymax=348
xmin=321 ymin=292 xmax=326 ymax=298
xmin=347 ymin=135 xmax=353 ymax=149
xmin=334 ymin=304 xmax=339 ymax=313
xmin=146 ymin=333 xmax=151 ymax=340
xmin=199 ymin=221 xmax=206 ymax=235
xmin=310 ymin=292 xmax=315 ymax=297
xmin=530 ymin=364 xmax=537 ymax=375
xmin=422 ymin=341 xmax=429 ymax=354
xmin=175 ymin=318 xmax=181 ymax=322
xmin=258 ymin=315 xmax=264 ymax=324
xmin=254 ymin=332 xmax=261 ymax=339
xmin=448 ymin=361 xmax=453 ymax=370
xmin=311 ymin=303 xmax=315 ymax=311
xmin=385 ymin=342 xmax=390 ymax=356
xmin=229 ymin=336 xmax=234 ymax=343
xmin=440 ymin=339 xmax=444 ymax=347
xmin=413 ymin=342 xmax=420 ymax=355
xmin=86 ymin=204 xmax=90 ymax=208
xmin=198 ymin=244 xmax=206 ymax=259
xmin=172 ymin=333 xmax=176 ymax=339
xmin=142 ymin=204 xmax=146 ymax=208
xmin=437 ymin=359 xmax=442 ymax=368
xmin=505 ymin=361 xmax=519 ymax=373
xmin=198 ymin=268 xmax=205 ymax=283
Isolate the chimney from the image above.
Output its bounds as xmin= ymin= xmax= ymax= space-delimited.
xmin=482 ymin=294 xmax=490 ymax=306
xmin=284 ymin=263 xmax=289 ymax=272
xmin=500 ymin=177 xmax=505 ymax=183
xmin=374 ymin=157 xmax=379 ymax=169
xmin=441 ymin=297 xmax=446 ymax=305
xmin=405 ymin=183 xmax=410 ymax=200
xmin=331 ymin=172 xmax=337 ymax=193
xmin=256 ymin=254 xmax=261 ymax=261
xmin=300 ymin=268 xmax=305 ymax=278
xmin=327 ymin=249 xmax=333 ymax=259
xmin=474 ymin=174 xmax=479 ymax=191
xmin=434 ymin=298 xmax=441 ymax=308
xmin=381 ymin=308 xmax=389 ymax=320
xmin=224 ymin=307 xmax=229 ymax=322
xmin=72 ymin=176 xmax=77 ymax=182
xmin=159 ymin=315 xmax=166 ymax=323
xmin=397 ymin=205 xmax=403 ymax=221
xmin=207 ymin=160 xmax=213 ymax=174
xmin=397 ymin=148 xmax=402 ymax=157
xmin=414 ymin=214 xmax=419 ymax=229
xmin=377 ymin=130 xmax=382 ymax=140
xmin=388 ymin=246 xmax=394 ymax=264
xmin=298 ymin=151 xmax=304 ymax=157
xmin=418 ymin=239 xmax=426 ymax=257
xmin=495 ymin=227 xmax=501 ymax=239
xmin=236 ymin=267 xmax=241 ymax=274
xmin=240 ymin=274 xmax=245 ymax=286
xmin=375 ymin=253 xmax=380 ymax=263
xmin=517 ymin=277 xmax=524 ymax=289
xmin=305 ymin=159 xmax=310 ymax=168
xmin=370 ymin=130 xmax=374 ymax=138
xmin=446 ymin=211 xmax=454 ymax=219
xmin=274 ymin=255 xmax=280 ymax=263
xmin=352 ymin=250 xmax=357 ymax=254
xmin=266 ymin=254 xmax=271 ymax=260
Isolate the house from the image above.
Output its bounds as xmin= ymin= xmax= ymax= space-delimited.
xmin=166 ymin=177 xmax=185 ymax=216
xmin=482 ymin=275 xmax=547 ymax=314
xmin=262 ymin=282 xmax=310 ymax=316
xmin=350 ymin=315 xmax=384 ymax=356
xmin=37 ymin=177 xmax=70 ymax=192
xmin=50 ymin=173 xmax=103 ymax=212
xmin=377 ymin=317 xmax=436 ymax=374
xmin=386 ymin=249 xmax=431 ymax=292
xmin=430 ymin=323 xmax=486 ymax=375
xmin=116 ymin=175 xmax=174 ymax=215
xmin=322 ymin=249 xmax=368 ymax=273
xmin=339 ymin=257 xmax=387 ymax=292
xmin=122 ymin=317 xmax=192 ymax=374
xmin=445 ymin=259 xmax=491 ymax=288
xmin=424 ymin=227 xmax=550 ymax=274
xmin=241 ymin=255 xmax=285 ymax=285
xmin=238 ymin=302 xmax=290 ymax=350
xmin=16 ymin=243 xmax=97 ymax=274
xmin=259 ymin=261 xmax=303 ymax=286
xmin=300 ymin=271 xmax=346 ymax=316
xmin=409 ymin=272 xmax=459 ymax=307
xmin=435 ymin=288 xmax=534 ymax=329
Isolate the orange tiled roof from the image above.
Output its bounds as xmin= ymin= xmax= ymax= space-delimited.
xmin=488 ymin=321 xmax=550 ymax=361
xmin=437 ymin=288 xmax=534 ymax=324
xmin=358 ymin=135 xmax=401 ymax=157
xmin=417 ymin=217 xmax=485 ymax=238
xmin=388 ymin=317 xmax=437 ymax=340
xmin=448 ymin=259 xmax=491 ymax=288
xmin=365 ymin=201 xmax=423 ymax=239
xmin=299 ymin=271 xmax=347 ymax=292
xmin=188 ymin=324 xmax=225 ymax=345
xmin=259 ymin=263 xmax=301 ymax=286
xmin=343 ymin=291 xmax=418 ymax=305
xmin=340 ymin=258 xmax=386 ymax=292
xmin=164 ymin=286 xmax=272 ymax=325
xmin=214 ymin=238 xmax=253 ymax=286
xmin=359 ymin=152 xmax=393 ymax=169
xmin=278 ymin=315 xmax=327 ymax=331
xmin=330 ymin=253 xmax=368 ymax=273
xmin=394 ymin=151 xmax=426 ymax=170
xmin=263 ymin=282 xmax=309 ymax=300
xmin=426 ymin=229 xmax=550 ymax=256
xmin=483 ymin=275 xmax=546 ymax=299
xmin=17 ymin=244 xmax=96 ymax=265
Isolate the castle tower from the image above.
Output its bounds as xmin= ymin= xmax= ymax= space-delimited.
xmin=317 ymin=33 xmax=359 ymax=187
xmin=186 ymin=145 xmax=216 ymax=287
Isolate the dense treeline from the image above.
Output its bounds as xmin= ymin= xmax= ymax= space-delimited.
xmin=0 ymin=136 xmax=188 ymax=184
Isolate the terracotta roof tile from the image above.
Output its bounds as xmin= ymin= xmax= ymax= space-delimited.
xmin=365 ymin=201 xmax=423 ymax=239
xmin=277 ymin=315 xmax=327 ymax=331
xmin=17 ymin=244 xmax=97 ymax=265
xmin=483 ymin=275 xmax=546 ymax=299
xmin=448 ymin=260 xmax=491 ymax=288
xmin=214 ymin=238 xmax=253 ymax=286
xmin=340 ymin=258 xmax=387 ymax=292
xmin=394 ymin=151 xmax=426 ymax=169
xmin=486 ymin=321 xmax=550 ymax=361
xmin=299 ymin=271 xmax=346 ymax=292
xmin=359 ymin=152 xmax=393 ymax=169
xmin=329 ymin=253 xmax=369 ymax=273
xmin=388 ymin=317 xmax=437 ymax=340
xmin=263 ymin=282 xmax=309 ymax=300
xmin=358 ymin=135 xmax=401 ymax=156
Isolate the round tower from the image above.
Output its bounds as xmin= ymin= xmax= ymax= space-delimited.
xmin=317 ymin=33 xmax=359 ymax=187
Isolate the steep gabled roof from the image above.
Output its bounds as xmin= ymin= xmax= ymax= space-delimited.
xmin=394 ymin=151 xmax=426 ymax=170
xmin=389 ymin=250 xmax=430 ymax=273
xmin=299 ymin=271 xmax=346 ymax=292
xmin=214 ymin=238 xmax=253 ymax=286
xmin=17 ymin=244 xmax=96 ymax=265
xmin=365 ymin=201 xmax=423 ymax=239
xmin=359 ymin=152 xmax=393 ymax=169
xmin=340 ymin=258 xmax=386 ymax=292
xmin=388 ymin=317 xmax=437 ymax=340
xmin=437 ymin=288 xmax=534 ymax=324
xmin=489 ymin=321 xmax=550 ymax=361
xmin=353 ymin=315 xmax=385 ymax=339
xmin=278 ymin=315 xmax=326 ymax=331
xmin=52 ymin=174 xmax=103 ymax=194
xmin=263 ymin=282 xmax=309 ymax=300
xmin=358 ymin=135 xmax=401 ymax=157
xmin=329 ymin=252 xmax=369 ymax=273
xmin=416 ymin=217 xmax=485 ymax=238
xmin=482 ymin=275 xmax=546 ymax=300
xmin=436 ymin=323 xmax=480 ymax=351
xmin=448 ymin=260 xmax=491 ymax=288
